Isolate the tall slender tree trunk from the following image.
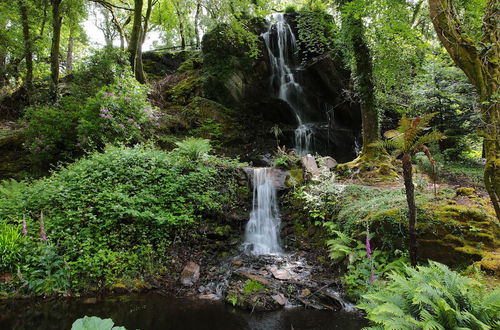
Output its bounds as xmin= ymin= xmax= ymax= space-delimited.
xmin=66 ymin=29 xmax=74 ymax=72
xmin=0 ymin=55 xmax=7 ymax=90
xmin=340 ymin=0 xmax=385 ymax=160
xmin=128 ymin=0 xmax=143 ymax=70
xmin=19 ymin=0 xmax=33 ymax=100
xmin=402 ymin=153 xmax=418 ymax=266
xmin=50 ymin=0 xmax=62 ymax=99
xmin=194 ymin=1 xmax=201 ymax=48
xmin=428 ymin=0 xmax=500 ymax=219
xmin=135 ymin=26 xmax=145 ymax=83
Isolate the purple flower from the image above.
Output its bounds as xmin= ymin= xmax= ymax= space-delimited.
xmin=127 ymin=118 xmax=134 ymax=123
xmin=118 ymin=123 xmax=125 ymax=128
xmin=371 ymin=270 xmax=375 ymax=283
xmin=366 ymin=235 xmax=372 ymax=259
xmin=104 ymin=92 xmax=114 ymax=97
xmin=22 ymin=216 xmax=27 ymax=237
xmin=40 ymin=212 xmax=46 ymax=242
xmin=75 ymin=142 xmax=81 ymax=147
xmin=101 ymin=109 xmax=109 ymax=113
xmin=155 ymin=122 xmax=160 ymax=127
xmin=100 ymin=113 xmax=106 ymax=118
xmin=124 ymin=97 xmax=131 ymax=101
xmin=34 ymin=146 xmax=41 ymax=153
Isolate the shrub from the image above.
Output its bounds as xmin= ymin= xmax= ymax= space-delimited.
xmin=0 ymin=145 xmax=243 ymax=290
xmin=23 ymin=76 xmax=158 ymax=161
xmin=77 ymin=76 xmax=159 ymax=150
xmin=358 ymin=261 xmax=500 ymax=329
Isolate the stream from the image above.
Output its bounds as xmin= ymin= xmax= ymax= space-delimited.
xmin=0 ymin=293 xmax=367 ymax=330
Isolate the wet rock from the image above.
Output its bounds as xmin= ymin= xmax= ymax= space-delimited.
xmin=301 ymin=154 xmax=319 ymax=175
xmin=269 ymin=268 xmax=293 ymax=280
xmin=234 ymin=270 xmax=270 ymax=286
xmin=199 ymin=293 xmax=220 ymax=300
xmin=317 ymin=156 xmax=338 ymax=169
xmin=180 ymin=261 xmax=200 ymax=286
xmin=82 ymin=297 xmax=98 ymax=304
xmin=300 ymin=288 xmax=311 ymax=298
xmin=271 ymin=293 xmax=288 ymax=306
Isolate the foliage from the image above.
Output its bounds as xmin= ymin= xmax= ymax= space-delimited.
xmin=71 ymin=316 xmax=126 ymax=330
xmin=295 ymin=10 xmax=338 ymax=64
xmin=243 ymin=279 xmax=266 ymax=294
xmin=173 ymin=137 xmax=212 ymax=161
xmin=22 ymin=75 xmax=158 ymax=161
xmin=359 ymin=261 xmax=500 ymax=329
xmin=0 ymin=223 xmax=24 ymax=273
xmin=0 ymin=144 xmax=243 ymax=291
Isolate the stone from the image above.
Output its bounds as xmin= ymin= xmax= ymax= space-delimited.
xmin=270 ymin=268 xmax=293 ymax=280
xmin=271 ymin=293 xmax=287 ymax=306
xmin=199 ymin=293 xmax=220 ymax=300
xmin=300 ymin=288 xmax=311 ymax=298
xmin=235 ymin=271 xmax=270 ymax=286
xmin=317 ymin=156 xmax=338 ymax=169
xmin=301 ymin=154 xmax=319 ymax=175
xmin=82 ymin=297 xmax=98 ymax=304
xmin=180 ymin=261 xmax=200 ymax=286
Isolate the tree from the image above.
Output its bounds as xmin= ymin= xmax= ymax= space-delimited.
xmin=336 ymin=0 xmax=395 ymax=176
xmin=428 ymin=0 xmax=499 ymax=219
xmin=18 ymin=0 xmax=34 ymax=99
xmin=382 ymin=113 xmax=445 ymax=266
xmin=50 ymin=0 xmax=63 ymax=98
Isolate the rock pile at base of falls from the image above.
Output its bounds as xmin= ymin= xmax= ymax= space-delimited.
xmin=194 ymin=254 xmax=355 ymax=312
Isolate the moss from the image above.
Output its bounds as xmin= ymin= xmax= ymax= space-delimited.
xmin=286 ymin=169 xmax=304 ymax=188
xmin=336 ymin=149 xmax=398 ymax=182
xmin=168 ymin=75 xmax=203 ymax=105
xmin=455 ymin=187 xmax=476 ymax=197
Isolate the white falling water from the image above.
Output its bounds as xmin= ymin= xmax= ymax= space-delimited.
xmin=262 ymin=13 xmax=313 ymax=156
xmin=244 ymin=168 xmax=282 ymax=255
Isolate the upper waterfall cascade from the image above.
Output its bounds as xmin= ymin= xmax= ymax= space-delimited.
xmin=262 ymin=13 xmax=315 ymax=156
xmin=243 ymin=168 xmax=282 ymax=255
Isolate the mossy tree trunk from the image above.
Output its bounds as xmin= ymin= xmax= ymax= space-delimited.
xmin=50 ymin=0 xmax=62 ymax=99
xmin=19 ymin=0 xmax=33 ymax=101
xmin=128 ymin=0 xmax=144 ymax=82
xmin=402 ymin=153 xmax=418 ymax=266
xmin=428 ymin=0 xmax=499 ymax=219
xmin=337 ymin=0 xmax=394 ymax=177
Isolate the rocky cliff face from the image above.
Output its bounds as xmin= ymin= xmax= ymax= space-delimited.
xmin=198 ymin=14 xmax=361 ymax=162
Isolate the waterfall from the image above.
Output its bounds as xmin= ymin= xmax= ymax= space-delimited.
xmin=262 ymin=13 xmax=313 ymax=156
xmin=243 ymin=168 xmax=282 ymax=255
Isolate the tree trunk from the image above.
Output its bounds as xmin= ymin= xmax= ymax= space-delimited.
xmin=0 ymin=55 xmax=7 ymax=89
xmin=66 ymin=29 xmax=74 ymax=72
xmin=19 ymin=0 xmax=33 ymax=100
xmin=402 ymin=153 xmax=418 ymax=266
xmin=341 ymin=1 xmax=380 ymax=157
xmin=194 ymin=1 xmax=201 ymax=48
xmin=135 ymin=26 xmax=145 ymax=83
xmin=50 ymin=0 xmax=62 ymax=99
xmin=128 ymin=0 xmax=143 ymax=71
xmin=428 ymin=0 xmax=500 ymax=219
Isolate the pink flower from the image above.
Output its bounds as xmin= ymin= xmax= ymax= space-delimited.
xmin=366 ymin=235 xmax=372 ymax=259
xmin=22 ymin=216 xmax=27 ymax=237
xmin=127 ymin=118 xmax=134 ymax=123
xmin=40 ymin=212 xmax=46 ymax=242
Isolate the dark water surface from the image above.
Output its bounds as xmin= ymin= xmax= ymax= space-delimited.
xmin=0 ymin=293 xmax=367 ymax=330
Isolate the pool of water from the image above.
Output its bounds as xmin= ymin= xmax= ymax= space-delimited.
xmin=0 ymin=292 xmax=367 ymax=330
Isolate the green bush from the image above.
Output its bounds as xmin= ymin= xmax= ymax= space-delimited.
xmin=358 ymin=261 xmax=500 ymax=329
xmin=23 ymin=76 xmax=158 ymax=161
xmin=0 ymin=144 xmax=243 ymax=291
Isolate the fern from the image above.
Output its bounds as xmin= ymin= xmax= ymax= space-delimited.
xmin=359 ymin=261 xmax=500 ymax=330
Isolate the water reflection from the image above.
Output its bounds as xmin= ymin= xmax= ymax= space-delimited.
xmin=0 ymin=293 xmax=366 ymax=330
